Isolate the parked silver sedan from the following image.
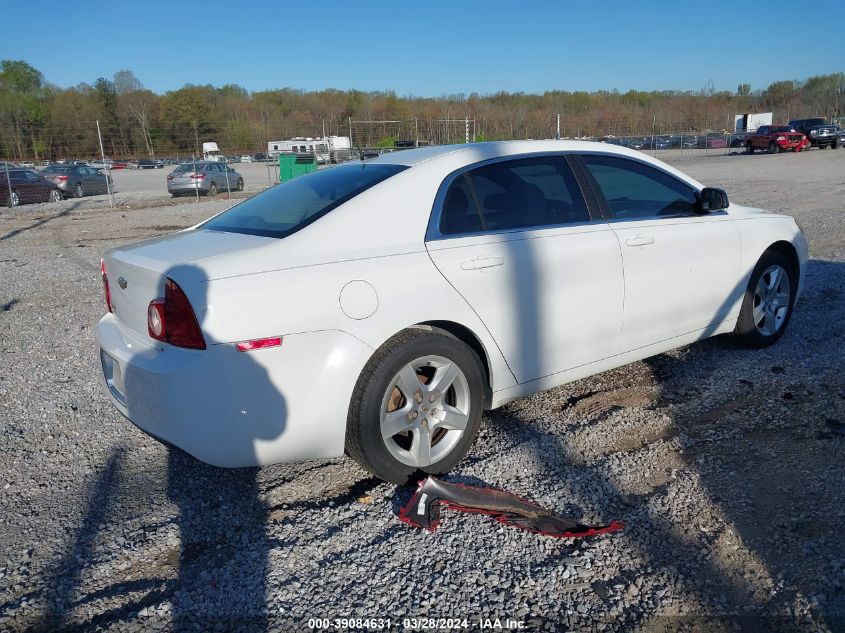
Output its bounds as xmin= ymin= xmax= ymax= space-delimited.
xmin=166 ymin=162 xmax=244 ymax=197
xmin=41 ymin=164 xmax=112 ymax=198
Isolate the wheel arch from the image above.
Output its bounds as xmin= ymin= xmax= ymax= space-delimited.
xmin=411 ymin=320 xmax=494 ymax=409
xmin=765 ymin=240 xmax=799 ymax=277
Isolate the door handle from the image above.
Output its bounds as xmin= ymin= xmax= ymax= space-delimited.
xmin=460 ymin=256 xmax=504 ymax=270
xmin=625 ymin=235 xmax=655 ymax=247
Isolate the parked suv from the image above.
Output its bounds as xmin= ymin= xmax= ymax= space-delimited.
xmin=788 ymin=118 xmax=840 ymax=149
xmin=167 ymin=162 xmax=244 ymax=196
xmin=745 ymin=126 xmax=808 ymax=154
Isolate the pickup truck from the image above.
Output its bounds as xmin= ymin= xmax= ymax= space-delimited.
xmin=788 ymin=118 xmax=840 ymax=149
xmin=745 ymin=125 xmax=808 ymax=154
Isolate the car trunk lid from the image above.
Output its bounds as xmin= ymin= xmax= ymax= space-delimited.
xmin=103 ymin=229 xmax=275 ymax=342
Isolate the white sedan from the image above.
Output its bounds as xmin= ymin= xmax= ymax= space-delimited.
xmin=96 ymin=141 xmax=807 ymax=483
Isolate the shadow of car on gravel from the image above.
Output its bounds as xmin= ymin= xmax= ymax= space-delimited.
xmin=486 ymin=256 xmax=844 ymax=631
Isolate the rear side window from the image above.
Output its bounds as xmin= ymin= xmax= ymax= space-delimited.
xmin=203 ymin=163 xmax=407 ymax=238
xmin=580 ymin=154 xmax=698 ymax=219
xmin=440 ymin=156 xmax=589 ymax=235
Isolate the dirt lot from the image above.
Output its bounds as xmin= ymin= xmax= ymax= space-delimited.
xmin=0 ymin=148 xmax=844 ymax=632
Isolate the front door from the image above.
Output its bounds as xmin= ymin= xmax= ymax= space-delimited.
xmin=577 ymin=153 xmax=742 ymax=352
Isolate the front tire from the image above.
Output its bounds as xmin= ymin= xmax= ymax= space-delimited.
xmin=732 ymin=250 xmax=796 ymax=348
xmin=346 ymin=329 xmax=486 ymax=484
xmin=768 ymin=142 xmax=780 ymax=154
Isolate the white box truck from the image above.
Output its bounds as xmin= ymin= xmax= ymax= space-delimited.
xmin=734 ymin=112 xmax=773 ymax=133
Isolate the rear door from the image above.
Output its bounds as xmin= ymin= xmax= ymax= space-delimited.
xmin=426 ymin=154 xmax=624 ymax=384
xmin=576 ymin=153 xmax=741 ymax=352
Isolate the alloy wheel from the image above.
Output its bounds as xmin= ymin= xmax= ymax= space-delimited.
xmin=753 ymin=265 xmax=790 ymax=336
xmin=379 ymin=355 xmax=471 ymax=468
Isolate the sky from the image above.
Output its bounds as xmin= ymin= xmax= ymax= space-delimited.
xmin=2 ymin=0 xmax=842 ymax=96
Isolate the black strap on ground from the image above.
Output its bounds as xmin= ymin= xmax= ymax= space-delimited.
xmin=399 ymin=477 xmax=624 ymax=538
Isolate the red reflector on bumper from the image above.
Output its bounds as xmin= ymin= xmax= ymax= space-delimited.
xmin=235 ymin=337 xmax=282 ymax=352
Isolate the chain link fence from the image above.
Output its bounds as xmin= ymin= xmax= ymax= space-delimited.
xmin=1 ymin=115 xmax=753 ymax=165
xmin=2 ymin=110 xmax=832 ymax=208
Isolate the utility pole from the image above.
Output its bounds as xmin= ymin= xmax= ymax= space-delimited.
xmin=556 ymin=113 xmax=561 ymax=140
xmin=465 ymin=116 xmax=469 ymax=143
xmin=96 ymin=120 xmax=115 ymax=209
xmin=4 ymin=160 xmax=13 ymax=208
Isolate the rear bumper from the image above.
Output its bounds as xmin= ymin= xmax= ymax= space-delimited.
xmin=168 ymin=183 xmax=207 ymax=194
xmin=95 ymin=313 xmax=374 ymax=467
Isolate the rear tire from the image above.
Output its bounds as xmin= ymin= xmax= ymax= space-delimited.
xmin=208 ymin=183 xmax=217 ymax=197
xmin=346 ymin=329 xmax=486 ymax=484
xmin=732 ymin=250 xmax=796 ymax=348
xmin=73 ymin=183 xmax=84 ymax=198
xmin=236 ymin=178 xmax=244 ymax=192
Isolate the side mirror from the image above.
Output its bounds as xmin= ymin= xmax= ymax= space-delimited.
xmin=698 ymin=187 xmax=729 ymax=212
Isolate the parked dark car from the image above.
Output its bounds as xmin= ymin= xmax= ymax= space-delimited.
xmin=788 ymin=118 xmax=839 ymax=149
xmin=729 ymin=134 xmax=748 ymax=148
xmin=667 ymin=135 xmax=698 ymax=148
xmin=614 ymin=137 xmax=643 ymax=150
xmin=252 ymin=152 xmax=268 ymax=162
xmin=641 ymin=136 xmax=671 ymax=150
xmin=41 ymin=164 xmax=112 ymax=198
xmin=1 ymin=169 xmax=63 ymax=206
xmin=137 ymin=159 xmax=164 ymax=169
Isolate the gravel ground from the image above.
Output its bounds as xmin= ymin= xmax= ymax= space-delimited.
xmin=1 ymin=149 xmax=844 ymax=632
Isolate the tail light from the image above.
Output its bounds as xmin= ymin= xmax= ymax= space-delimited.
xmin=147 ymin=278 xmax=206 ymax=349
xmin=101 ymin=259 xmax=112 ymax=313
xmin=190 ymin=173 xmax=205 ymax=180
xmin=56 ymin=175 xmax=68 ymax=181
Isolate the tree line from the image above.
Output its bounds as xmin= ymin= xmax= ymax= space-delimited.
xmin=0 ymin=60 xmax=842 ymax=160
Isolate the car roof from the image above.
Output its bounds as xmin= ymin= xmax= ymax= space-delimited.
xmin=367 ymin=139 xmax=669 ymax=167
xmin=364 ymin=139 xmax=706 ymax=193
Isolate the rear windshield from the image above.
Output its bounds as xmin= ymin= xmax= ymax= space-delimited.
xmin=173 ymin=164 xmax=196 ymax=173
xmin=42 ymin=166 xmax=70 ymax=173
xmin=770 ymin=126 xmax=793 ymax=133
xmin=202 ymin=163 xmax=407 ymax=238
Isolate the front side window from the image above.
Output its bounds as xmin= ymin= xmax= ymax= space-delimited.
xmin=203 ymin=163 xmax=407 ymax=238
xmin=439 ymin=156 xmax=589 ymax=235
xmin=580 ymin=154 xmax=698 ymax=219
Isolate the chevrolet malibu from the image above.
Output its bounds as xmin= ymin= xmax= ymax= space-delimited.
xmin=96 ymin=141 xmax=807 ymax=483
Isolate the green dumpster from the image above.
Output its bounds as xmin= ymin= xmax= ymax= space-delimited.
xmin=278 ymin=153 xmax=317 ymax=182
